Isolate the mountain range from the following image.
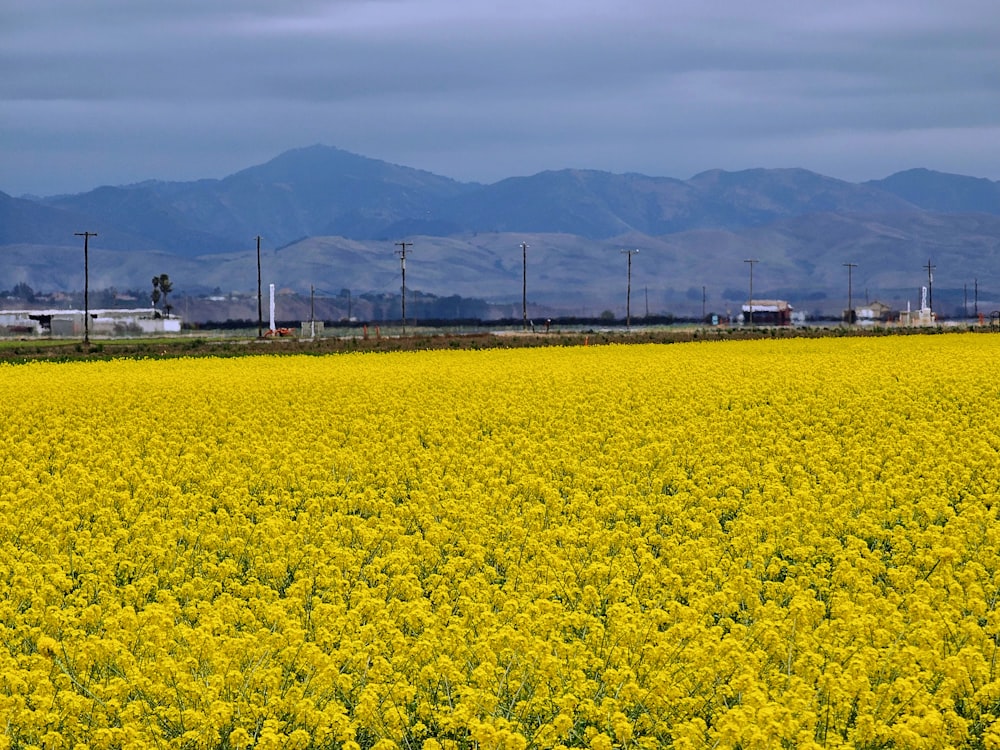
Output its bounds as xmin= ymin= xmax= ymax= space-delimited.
xmin=3 ymin=144 xmax=1000 ymax=319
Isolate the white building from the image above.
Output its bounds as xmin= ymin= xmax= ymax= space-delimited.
xmin=740 ymin=299 xmax=793 ymax=326
xmin=0 ymin=309 xmax=181 ymax=337
xmin=898 ymin=287 xmax=936 ymax=327
xmin=854 ymin=301 xmax=893 ymax=324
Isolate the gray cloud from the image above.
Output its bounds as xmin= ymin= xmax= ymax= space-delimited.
xmin=2 ymin=0 xmax=999 ymax=196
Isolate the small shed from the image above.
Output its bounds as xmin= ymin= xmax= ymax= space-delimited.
xmin=300 ymin=320 xmax=325 ymax=338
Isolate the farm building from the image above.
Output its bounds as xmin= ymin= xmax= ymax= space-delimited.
xmin=898 ymin=306 xmax=936 ymax=327
xmin=741 ymin=299 xmax=793 ymax=326
xmin=898 ymin=287 xmax=936 ymax=327
xmin=0 ymin=309 xmax=181 ymax=337
xmin=854 ymin=301 xmax=894 ymax=324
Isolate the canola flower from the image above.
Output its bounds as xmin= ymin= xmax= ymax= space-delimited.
xmin=0 ymin=335 xmax=999 ymax=749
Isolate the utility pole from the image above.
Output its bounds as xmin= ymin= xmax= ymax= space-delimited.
xmin=744 ymin=259 xmax=759 ymax=326
xmin=256 ymin=235 xmax=263 ymax=337
xmin=924 ymin=259 xmax=935 ymax=311
xmin=975 ymin=278 xmax=979 ymax=319
xmin=520 ymin=242 xmax=529 ymax=330
xmin=395 ymin=241 xmax=412 ymax=333
xmin=620 ymin=249 xmax=639 ymax=329
xmin=843 ymin=262 xmax=857 ymax=324
xmin=310 ymin=284 xmax=316 ymax=338
xmin=644 ymin=286 xmax=649 ymax=318
xmin=702 ymin=285 xmax=707 ymax=321
xmin=74 ymin=231 xmax=97 ymax=345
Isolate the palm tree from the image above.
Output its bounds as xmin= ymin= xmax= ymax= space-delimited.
xmin=151 ymin=274 xmax=174 ymax=317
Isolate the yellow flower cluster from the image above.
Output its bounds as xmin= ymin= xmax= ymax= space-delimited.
xmin=1 ymin=335 xmax=1000 ymax=748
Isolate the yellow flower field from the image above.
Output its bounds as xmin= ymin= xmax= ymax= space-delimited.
xmin=1 ymin=334 xmax=999 ymax=749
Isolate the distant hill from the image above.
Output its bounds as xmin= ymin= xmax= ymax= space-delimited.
xmin=3 ymin=214 xmax=999 ymax=320
xmin=0 ymin=191 xmax=148 ymax=249
xmin=3 ymin=145 xmax=1000 ymax=318
xmin=866 ymin=169 xmax=1000 ymax=214
xmin=687 ymin=168 xmax=919 ymax=224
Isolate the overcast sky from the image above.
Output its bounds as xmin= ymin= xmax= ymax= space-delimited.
xmin=2 ymin=0 xmax=999 ymax=196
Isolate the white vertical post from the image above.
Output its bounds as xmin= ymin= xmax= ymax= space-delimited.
xmin=269 ymin=283 xmax=276 ymax=332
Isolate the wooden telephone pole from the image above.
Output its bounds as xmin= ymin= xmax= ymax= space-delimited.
xmin=395 ymin=241 xmax=413 ymax=333
xmin=75 ymin=231 xmax=97 ymax=344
